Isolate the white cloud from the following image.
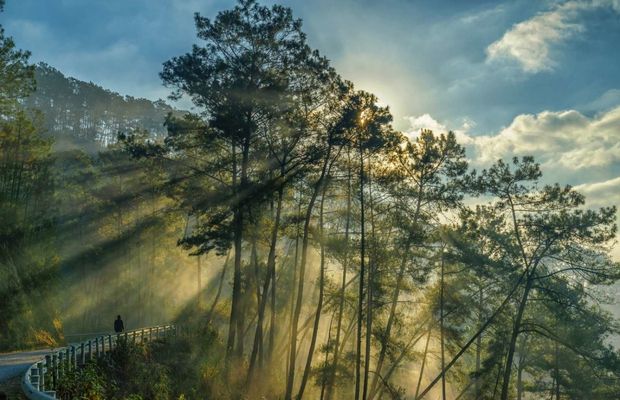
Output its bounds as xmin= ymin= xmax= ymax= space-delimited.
xmin=404 ymin=114 xmax=475 ymax=145
xmin=405 ymin=105 xmax=620 ymax=186
xmin=575 ymin=177 xmax=620 ymax=260
xmin=406 ymin=106 xmax=620 ymax=259
xmin=486 ymin=0 xmax=620 ymax=73
xmin=406 ymin=114 xmax=447 ymax=136
xmin=575 ymin=176 xmax=620 ymax=205
xmin=470 ymin=106 xmax=620 ymax=171
xmin=582 ymin=89 xmax=620 ymax=112
xmin=405 ymin=106 xmax=620 ymax=174
xmin=460 ymin=4 xmax=506 ymax=25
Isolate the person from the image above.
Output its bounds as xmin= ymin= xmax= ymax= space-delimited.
xmin=114 ymin=315 xmax=124 ymax=333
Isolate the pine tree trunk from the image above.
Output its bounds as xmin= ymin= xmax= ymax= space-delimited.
xmin=248 ymin=184 xmax=283 ymax=380
xmin=369 ymin=249 xmax=408 ymax=399
xmin=554 ymin=340 xmax=560 ymax=400
xmin=355 ymin=141 xmax=366 ymax=400
xmin=297 ymin=182 xmax=329 ymax=399
xmin=500 ymin=274 xmax=534 ymax=400
xmin=363 ymin=156 xmax=375 ymax=400
xmin=370 ymin=181 xmax=423 ymax=399
xmin=414 ymin=327 xmax=433 ymax=400
xmin=205 ymin=252 xmax=230 ymax=326
xmin=226 ymin=142 xmax=242 ymax=362
xmin=440 ymin=251 xmax=446 ymax=400
xmin=268 ymin=184 xmax=284 ymax=361
xmin=286 ymin=191 xmax=303 ymax=377
xmin=197 ymin=255 xmax=202 ymax=308
xmin=284 ymin=143 xmax=333 ymax=400
xmin=475 ymin=284 xmax=483 ymax=399
xmin=325 ymin=149 xmax=352 ymax=400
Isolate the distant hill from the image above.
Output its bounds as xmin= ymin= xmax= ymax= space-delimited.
xmin=23 ymin=63 xmax=182 ymax=148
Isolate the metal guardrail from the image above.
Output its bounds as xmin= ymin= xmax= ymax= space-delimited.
xmin=21 ymin=324 xmax=176 ymax=399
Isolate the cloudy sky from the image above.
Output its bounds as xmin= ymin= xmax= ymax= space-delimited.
xmin=2 ymin=0 xmax=620 ymax=256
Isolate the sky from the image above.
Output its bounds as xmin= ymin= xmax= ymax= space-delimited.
xmin=2 ymin=0 xmax=620 ymax=258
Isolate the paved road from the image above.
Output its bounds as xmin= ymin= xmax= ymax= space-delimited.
xmin=0 ymin=349 xmax=50 ymax=383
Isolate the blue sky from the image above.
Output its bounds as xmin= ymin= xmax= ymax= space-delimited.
xmin=2 ymin=0 xmax=619 ymax=133
xmin=2 ymin=0 xmax=620 ymax=258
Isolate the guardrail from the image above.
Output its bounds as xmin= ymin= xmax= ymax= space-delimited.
xmin=21 ymin=324 xmax=176 ymax=399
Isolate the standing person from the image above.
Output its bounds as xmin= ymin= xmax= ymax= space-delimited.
xmin=114 ymin=315 xmax=124 ymax=333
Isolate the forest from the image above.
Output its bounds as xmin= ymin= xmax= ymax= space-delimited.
xmin=1 ymin=0 xmax=619 ymax=399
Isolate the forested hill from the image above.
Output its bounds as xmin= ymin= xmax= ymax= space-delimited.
xmin=24 ymin=63 xmax=181 ymax=147
xmin=1 ymin=59 xmax=195 ymax=351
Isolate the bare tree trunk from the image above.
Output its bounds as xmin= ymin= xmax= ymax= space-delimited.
xmin=286 ymin=191 xmax=303 ymax=377
xmin=284 ymin=143 xmax=333 ymax=400
xmin=369 ymin=250 xmax=409 ymax=399
xmin=514 ymin=334 xmax=528 ymax=400
xmin=355 ymin=141 xmax=366 ymax=400
xmin=197 ymin=255 xmax=202 ymax=308
xmin=226 ymin=141 xmax=242 ymax=362
xmin=205 ymin=252 xmax=231 ymax=325
xmin=268 ymin=184 xmax=284 ymax=361
xmin=440 ymin=251 xmax=446 ymax=400
xmin=370 ymin=189 xmax=423 ymax=399
xmin=325 ymin=149 xmax=352 ymax=400
xmin=249 ymin=183 xmax=283 ymax=381
xmin=475 ymin=283 xmax=483 ymax=399
xmin=554 ymin=340 xmax=560 ymax=400
xmin=363 ymin=156 xmax=376 ymax=400
xmin=500 ymin=274 xmax=534 ymax=400
xmin=297 ymin=178 xmax=329 ymax=399
xmin=492 ymin=352 xmax=505 ymax=398
xmin=375 ymin=328 xmax=428 ymax=400
xmin=320 ymin=314 xmax=335 ymax=400
xmin=414 ymin=327 xmax=432 ymax=400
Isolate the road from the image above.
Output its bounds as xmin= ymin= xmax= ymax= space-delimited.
xmin=0 ymin=349 xmax=50 ymax=384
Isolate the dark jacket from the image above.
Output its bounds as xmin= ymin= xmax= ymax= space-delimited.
xmin=114 ymin=318 xmax=124 ymax=333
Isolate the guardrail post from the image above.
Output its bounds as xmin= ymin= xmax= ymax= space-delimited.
xmin=44 ymin=354 xmax=51 ymax=390
xmin=80 ymin=342 xmax=85 ymax=365
xmin=30 ymin=366 xmax=40 ymax=390
xmin=148 ymin=327 xmax=152 ymax=341
xmin=71 ymin=346 xmax=76 ymax=370
xmin=37 ymin=361 xmax=45 ymax=390
xmin=87 ymin=339 xmax=92 ymax=361
xmin=37 ymin=361 xmax=44 ymax=390
xmin=124 ymin=331 xmax=128 ymax=342
xmin=141 ymin=329 xmax=145 ymax=343
xmin=58 ymin=352 xmax=64 ymax=382
xmin=108 ymin=334 xmax=112 ymax=353
xmin=65 ymin=347 xmax=70 ymax=371
xmin=116 ymin=333 xmax=121 ymax=348
xmin=94 ymin=337 xmax=100 ymax=357
xmin=51 ymin=353 xmax=58 ymax=389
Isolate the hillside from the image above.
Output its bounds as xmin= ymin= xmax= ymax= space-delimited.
xmin=24 ymin=63 xmax=181 ymax=148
